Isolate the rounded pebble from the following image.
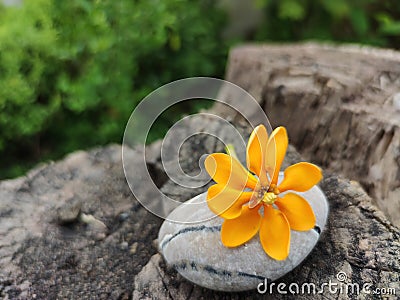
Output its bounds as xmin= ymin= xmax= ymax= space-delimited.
xmin=158 ymin=175 xmax=328 ymax=291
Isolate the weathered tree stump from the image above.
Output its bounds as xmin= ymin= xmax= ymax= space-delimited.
xmin=213 ymin=43 xmax=400 ymax=227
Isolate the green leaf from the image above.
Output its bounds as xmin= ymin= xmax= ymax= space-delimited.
xmin=278 ymin=0 xmax=305 ymax=21
xmin=321 ymin=0 xmax=350 ymax=18
xmin=376 ymin=13 xmax=400 ymax=35
xmin=350 ymin=9 xmax=369 ymax=36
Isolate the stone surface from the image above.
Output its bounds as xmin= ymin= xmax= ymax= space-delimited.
xmin=0 ymin=145 xmax=163 ymax=299
xmin=213 ymin=43 xmax=400 ymax=227
xmin=55 ymin=196 xmax=82 ymax=224
xmin=158 ymin=180 xmax=328 ymax=291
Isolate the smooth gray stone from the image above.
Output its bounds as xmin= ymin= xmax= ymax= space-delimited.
xmin=158 ymin=175 xmax=328 ymax=292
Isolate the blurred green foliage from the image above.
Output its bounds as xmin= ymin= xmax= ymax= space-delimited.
xmin=1 ymin=0 xmax=400 ymax=179
xmin=0 ymin=0 xmax=226 ymax=178
xmin=253 ymin=0 xmax=400 ymax=47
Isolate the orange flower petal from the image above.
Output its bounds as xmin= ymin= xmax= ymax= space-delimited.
xmin=275 ymin=193 xmax=316 ymax=231
xmin=278 ymin=162 xmax=322 ymax=192
xmin=246 ymin=125 xmax=268 ymax=180
xmin=259 ymin=205 xmax=290 ymax=260
xmin=221 ymin=206 xmax=262 ymax=247
xmin=265 ymin=127 xmax=288 ymax=185
xmin=207 ymin=184 xmax=253 ymax=219
xmin=205 ymin=153 xmax=257 ymax=190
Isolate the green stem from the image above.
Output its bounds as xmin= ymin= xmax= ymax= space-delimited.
xmin=225 ymin=144 xmax=239 ymax=160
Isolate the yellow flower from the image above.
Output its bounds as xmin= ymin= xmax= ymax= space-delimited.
xmin=204 ymin=125 xmax=323 ymax=260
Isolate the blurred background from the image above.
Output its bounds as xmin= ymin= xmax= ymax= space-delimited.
xmin=1 ymin=0 xmax=399 ymax=179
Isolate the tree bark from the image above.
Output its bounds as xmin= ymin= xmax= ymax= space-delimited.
xmin=213 ymin=43 xmax=400 ymax=227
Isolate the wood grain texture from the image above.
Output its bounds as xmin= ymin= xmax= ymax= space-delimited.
xmin=213 ymin=43 xmax=400 ymax=227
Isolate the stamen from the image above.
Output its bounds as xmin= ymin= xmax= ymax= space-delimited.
xmin=261 ymin=192 xmax=277 ymax=205
xmin=268 ymin=183 xmax=280 ymax=195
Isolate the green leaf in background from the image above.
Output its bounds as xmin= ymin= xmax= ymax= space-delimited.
xmin=350 ymin=8 xmax=369 ymax=36
xmin=376 ymin=12 xmax=400 ymax=35
xmin=320 ymin=0 xmax=350 ymax=19
xmin=0 ymin=0 xmax=227 ymax=179
xmin=278 ymin=0 xmax=305 ymax=21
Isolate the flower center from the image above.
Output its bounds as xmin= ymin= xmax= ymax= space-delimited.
xmin=251 ymin=183 xmax=280 ymax=207
xmin=256 ymin=183 xmax=280 ymax=205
